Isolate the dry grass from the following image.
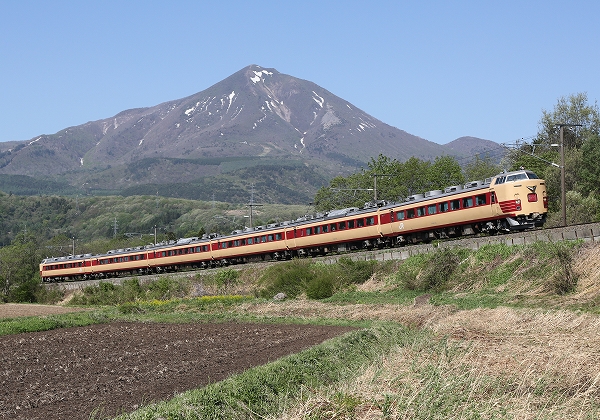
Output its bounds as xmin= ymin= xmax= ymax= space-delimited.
xmin=238 ymin=257 xmax=600 ymax=420
xmin=251 ymin=301 xmax=600 ymax=419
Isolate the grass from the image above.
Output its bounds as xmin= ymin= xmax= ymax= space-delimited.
xmin=0 ymin=310 xmax=114 ymax=336
xmin=6 ymin=238 xmax=600 ymax=419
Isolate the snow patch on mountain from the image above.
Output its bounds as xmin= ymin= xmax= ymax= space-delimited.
xmin=250 ymin=69 xmax=273 ymax=84
xmin=312 ymin=91 xmax=324 ymax=108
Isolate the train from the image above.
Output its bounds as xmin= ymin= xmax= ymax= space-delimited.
xmin=40 ymin=169 xmax=548 ymax=282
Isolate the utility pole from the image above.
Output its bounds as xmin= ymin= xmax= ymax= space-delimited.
xmin=246 ymin=185 xmax=263 ymax=228
xmin=372 ymin=174 xmax=393 ymax=201
xmin=555 ymin=123 xmax=582 ymax=227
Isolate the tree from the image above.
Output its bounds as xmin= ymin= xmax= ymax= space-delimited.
xmin=579 ymin=133 xmax=600 ymax=195
xmin=313 ymin=155 xmax=464 ymax=211
xmin=427 ymin=156 xmax=464 ymax=191
xmin=506 ymin=93 xmax=600 ymax=224
xmin=463 ymin=154 xmax=502 ymax=182
xmin=0 ymin=234 xmax=42 ymax=302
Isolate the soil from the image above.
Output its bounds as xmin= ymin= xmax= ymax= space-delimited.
xmin=0 ymin=321 xmax=354 ymax=420
xmin=0 ymin=303 xmax=89 ymax=319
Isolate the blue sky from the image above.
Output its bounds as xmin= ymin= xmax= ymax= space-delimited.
xmin=1 ymin=1 xmax=598 ymax=145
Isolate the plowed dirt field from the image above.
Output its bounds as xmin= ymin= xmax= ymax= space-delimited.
xmin=0 ymin=319 xmax=354 ymax=419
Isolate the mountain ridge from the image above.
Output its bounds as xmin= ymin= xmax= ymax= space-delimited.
xmin=0 ymin=65 xmax=500 ymax=203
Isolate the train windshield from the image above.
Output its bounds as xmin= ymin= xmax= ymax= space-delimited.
xmin=494 ymin=171 xmax=539 ymax=184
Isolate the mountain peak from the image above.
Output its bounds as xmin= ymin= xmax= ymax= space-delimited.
xmin=0 ymin=65 xmax=492 ymax=202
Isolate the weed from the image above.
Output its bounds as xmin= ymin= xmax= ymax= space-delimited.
xmin=213 ymin=268 xmax=240 ymax=288
xmin=306 ymin=276 xmax=334 ymax=300
xmin=257 ymin=259 xmax=315 ymax=298
xmin=545 ymin=241 xmax=579 ymax=294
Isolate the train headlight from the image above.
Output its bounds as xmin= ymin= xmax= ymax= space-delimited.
xmin=543 ymin=196 xmax=548 ymax=208
xmin=527 ymin=193 xmax=538 ymax=202
xmin=515 ymin=199 xmax=521 ymax=211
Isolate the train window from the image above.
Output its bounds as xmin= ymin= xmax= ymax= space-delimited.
xmin=247 ymin=238 xmax=253 ymax=245
xmin=268 ymin=234 xmax=274 ymax=241
xmin=338 ymin=222 xmax=346 ymax=230
xmin=440 ymin=202 xmax=449 ymax=212
xmin=476 ymin=194 xmax=487 ymax=205
xmin=495 ymin=176 xmax=506 ymax=185
xmin=203 ymin=245 xmax=209 ymax=252
xmin=428 ymin=204 xmax=437 ymax=215
xmin=396 ymin=210 xmax=405 ymax=220
xmin=322 ymin=225 xmax=329 ymax=233
xmin=526 ymin=171 xmax=539 ymax=179
xmin=463 ymin=197 xmax=474 ymax=208
xmin=222 ymin=242 xmax=228 ymax=249
xmin=450 ymin=199 xmax=460 ymax=210
xmin=491 ymin=192 xmax=497 ymax=203
xmin=366 ymin=216 xmax=375 ymax=225
xmin=261 ymin=236 xmax=267 ymax=243
xmin=348 ymin=220 xmax=355 ymax=228
xmin=195 ymin=246 xmax=201 ymax=252
xmin=330 ymin=223 xmax=337 ymax=231
xmin=407 ymin=208 xmax=415 ymax=218
xmin=507 ymin=173 xmax=527 ymax=182
xmin=306 ymin=227 xmax=312 ymax=235
xmin=417 ymin=207 xmax=426 ymax=217
xmin=275 ymin=233 xmax=282 ymax=240
xmin=357 ymin=218 xmax=364 ymax=227
xmin=315 ymin=226 xmax=321 ymax=234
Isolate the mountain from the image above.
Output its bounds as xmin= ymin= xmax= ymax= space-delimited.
xmin=445 ymin=136 xmax=504 ymax=159
xmin=0 ymin=65 xmax=498 ymax=203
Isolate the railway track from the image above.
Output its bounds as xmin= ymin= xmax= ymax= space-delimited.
xmin=45 ymin=222 xmax=600 ymax=292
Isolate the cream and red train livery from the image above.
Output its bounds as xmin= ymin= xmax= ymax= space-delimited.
xmin=40 ymin=170 xmax=547 ymax=282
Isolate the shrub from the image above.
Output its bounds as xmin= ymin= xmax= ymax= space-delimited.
xmin=305 ymin=276 xmax=334 ymax=300
xmin=69 ymin=276 xmax=191 ymax=306
xmin=335 ymin=257 xmax=376 ymax=285
xmin=145 ymin=277 xmax=190 ymax=300
xmin=546 ymin=242 xmax=579 ymax=294
xmin=401 ymin=248 xmax=463 ymax=292
xmin=257 ymin=259 xmax=315 ymax=298
xmin=214 ymin=268 xmax=240 ymax=288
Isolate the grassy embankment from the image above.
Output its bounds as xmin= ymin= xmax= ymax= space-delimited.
xmin=3 ymin=239 xmax=600 ymax=419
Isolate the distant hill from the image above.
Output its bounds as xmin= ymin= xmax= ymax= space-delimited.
xmin=445 ymin=136 xmax=504 ymax=160
xmin=0 ymin=65 xmax=500 ymax=203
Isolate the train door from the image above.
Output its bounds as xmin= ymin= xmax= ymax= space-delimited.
xmin=489 ymin=189 xmax=502 ymax=216
xmin=377 ymin=208 xmax=395 ymax=236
